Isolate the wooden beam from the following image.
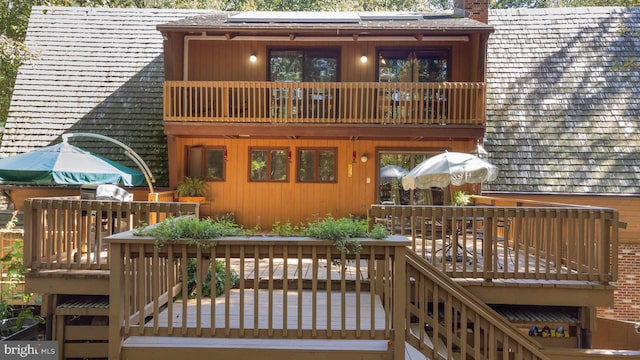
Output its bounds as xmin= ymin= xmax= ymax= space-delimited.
xmin=463 ymin=282 xmax=614 ymax=307
xmin=164 ymin=122 xmax=484 ymax=140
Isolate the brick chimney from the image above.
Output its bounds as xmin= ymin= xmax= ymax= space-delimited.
xmin=454 ymin=0 xmax=489 ymax=24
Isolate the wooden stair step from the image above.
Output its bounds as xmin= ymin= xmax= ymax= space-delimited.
xmin=122 ymin=336 xmax=393 ymax=360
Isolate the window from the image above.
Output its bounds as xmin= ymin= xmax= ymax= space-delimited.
xmin=187 ymin=146 xmax=226 ymax=181
xmin=250 ymin=148 xmax=289 ymax=182
xmin=269 ymin=49 xmax=339 ymax=82
xmin=378 ymin=50 xmax=449 ymax=83
xmin=297 ymin=148 xmax=337 ymax=183
xmin=206 ymin=148 xmax=225 ymax=180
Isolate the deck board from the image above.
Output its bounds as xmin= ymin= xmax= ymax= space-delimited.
xmin=149 ymin=289 xmax=387 ymax=330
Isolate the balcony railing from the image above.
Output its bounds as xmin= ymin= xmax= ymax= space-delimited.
xmin=164 ymin=81 xmax=486 ymax=126
xmin=23 ymin=197 xmax=199 ymax=271
xmin=23 ymin=196 xmax=619 ymax=283
xmin=106 ymin=233 xmax=546 ymax=360
xmin=369 ymin=199 xmax=620 ymax=284
xmin=21 ymin=196 xmax=612 ymax=359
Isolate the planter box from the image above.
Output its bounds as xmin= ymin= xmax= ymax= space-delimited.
xmin=178 ymin=196 xmax=206 ymax=203
xmin=0 ymin=318 xmax=40 ymax=341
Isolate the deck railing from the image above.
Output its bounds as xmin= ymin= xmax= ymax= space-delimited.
xmin=164 ymin=81 xmax=486 ymax=126
xmin=107 ymin=234 xmax=410 ymax=359
xmin=368 ymin=202 xmax=619 ymax=283
xmin=106 ymin=228 xmax=550 ymax=360
xmin=405 ymin=251 xmax=547 ymax=360
xmin=22 ymin=198 xmax=199 ymax=271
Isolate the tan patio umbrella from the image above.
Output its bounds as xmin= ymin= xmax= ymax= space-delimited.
xmin=402 ymin=151 xmax=498 ymax=191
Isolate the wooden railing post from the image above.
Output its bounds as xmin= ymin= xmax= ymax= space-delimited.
xmin=108 ymin=241 xmax=124 ymax=360
xmin=22 ymin=199 xmax=34 ymax=269
xmin=483 ymin=212 xmax=494 ymax=278
xmin=392 ymin=244 xmax=406 ymax=359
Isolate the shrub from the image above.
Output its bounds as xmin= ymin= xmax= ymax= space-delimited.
xmin=185 ymin=259 xmax=239 ymax=298
xmin=134 ymin=216 xmax=244 ymax=249
xmin=271 ymin=220 xmax=299 ymax=236
xmin=301 ymin=215 xmax=388 ymax=253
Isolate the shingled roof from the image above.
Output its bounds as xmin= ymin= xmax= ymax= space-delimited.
xmin=484 ymin=7 xmax=640 ymax=195
xmin=1 ymin=6 xmax=209 ymax=187
xmin=4 ymin=7 xmax=640 ymax=194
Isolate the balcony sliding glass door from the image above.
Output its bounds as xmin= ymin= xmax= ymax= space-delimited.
xmin=378 ymin=151 xmax=447 ymax=205
xmin=269 ymin=49 xmax=339 ymax=119
xmin=377 ymin=50 xmax=449 ymax=121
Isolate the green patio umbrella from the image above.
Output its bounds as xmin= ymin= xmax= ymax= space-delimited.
xmin=0 ymin=141 xmax=145 ymax=186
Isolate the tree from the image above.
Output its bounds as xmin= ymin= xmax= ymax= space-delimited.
xmin=490 ymin=0 xmax=550 ymax=8
xmin=0 ymin=0 xmax=35 ymax=129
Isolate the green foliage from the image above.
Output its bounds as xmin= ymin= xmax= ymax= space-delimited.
xmin=301 ymin=215 xmax=388 ymax=253
xmin=489 ymin=0 xmax=550 ymax=8
xmin=176 ymin=177 xmax=208 ymax=197
xmin=368 ymin=223 xmax=390 ymax=239
xmin=184 ymin=259 xmax=239 ymax=298
xmin=0 ymin=236 xmax=43 ymax=339
xmin=271 ymin=220 xmax=299 ymax=236
xmin=451 ymin=190 xmax=471 ymax=206
xmin=0 ymin=307 xmax=44 ymax=338
xmin=134 ymin=216 xmax=244 ymax=248
xmin=0 ymin=0 xmax=38 ymax=128
xmin=0 ymin=239 xmax=29 ymax=320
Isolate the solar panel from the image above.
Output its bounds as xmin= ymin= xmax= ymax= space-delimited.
xmin=227 ymin=11 xmax=361 ymax=23
xmin=358 ymin=12 xmax=424 ymax=20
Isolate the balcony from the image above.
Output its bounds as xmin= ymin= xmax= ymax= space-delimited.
xmin=163 ymin=81 xmax=486 ymax=126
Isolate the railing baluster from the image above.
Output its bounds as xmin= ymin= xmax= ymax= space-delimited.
xmin=238 ymin=245 xmax=245 ymax=337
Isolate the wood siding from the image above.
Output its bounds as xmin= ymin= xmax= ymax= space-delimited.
xmin=178 ymin=39 xmax=481 ymax=82
xmin=173 ymin=138 xmax=474 ymax=228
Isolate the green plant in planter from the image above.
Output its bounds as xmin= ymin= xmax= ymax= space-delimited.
xmin=0 ymin=307 xmax=44 ymax=339
xmin=134 ymin=216 xmax=245 ymax=249
xmin=301 ymin=215 xmax=388 ymax=254
xmin=176 ymin=177 xmax=208 ymax=198
xmin=451 ymin=190 xmax=472 ymax=206
xmin=271 ymin=221 xmax=299 ymax=236
xmin=0 ymin=238 xmax=44 ymax=339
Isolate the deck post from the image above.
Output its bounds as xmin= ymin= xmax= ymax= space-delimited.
xmin=108 ymin=241 xmax=124 ymax=360
xmin=393 ymin=244 xmax=406 ymax=359
xmin=23 ymin=199 xmax=34 ymax=268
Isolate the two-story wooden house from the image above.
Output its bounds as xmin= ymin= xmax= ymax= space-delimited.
xmin=2 ymin=5 xmax=627 ymax=360
xmin=157 ymin=8 xmax=492 ymax=226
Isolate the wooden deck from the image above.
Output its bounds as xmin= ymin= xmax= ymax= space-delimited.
xmin=127 ymin=289 xmax=439 ymax=360
xmin=149 ymin=289 xmax=386 ymax=330
xmin=21 ymin=198 xmax=622 ymax=360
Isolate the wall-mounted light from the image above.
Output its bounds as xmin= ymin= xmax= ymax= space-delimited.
xmin=360 ymin=55 xmax=368 ymax=64
xmin=360 ymin=154 xmax=368 ymax=163
xmin=249 ymin=53 xmax=257 ymax=63
xmin=223 ymin=149 xmax=228 ymax=161
xmin=352 ymin=150 xmax=357 ymax=163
